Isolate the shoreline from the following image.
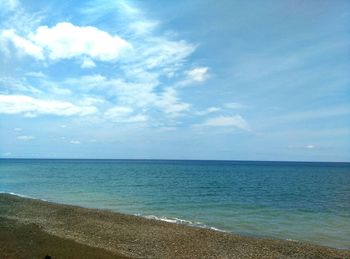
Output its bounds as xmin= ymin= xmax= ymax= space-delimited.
xmin=1 ymin=192 xmax=231 ymax=236
xmin=2 ymin=191 xmax=348 ymax=250
xmin=2 ymin=191 xmax=229 ymax=233
xmin=1 ymin=193 xmax=349 ymax=258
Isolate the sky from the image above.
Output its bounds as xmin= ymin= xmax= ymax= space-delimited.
xmin=0 ymin=0 xmax=349 ymax=162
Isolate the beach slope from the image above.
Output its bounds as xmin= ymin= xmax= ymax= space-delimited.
xmin=0 ymin=193 xmax=348 ymax=258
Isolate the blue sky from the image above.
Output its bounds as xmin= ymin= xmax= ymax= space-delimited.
xmin=0 ymin=0 xmax=349 ymax=161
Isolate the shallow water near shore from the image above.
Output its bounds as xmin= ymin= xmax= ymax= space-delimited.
xmin=1 ymin=159 xmax=349 ymax=249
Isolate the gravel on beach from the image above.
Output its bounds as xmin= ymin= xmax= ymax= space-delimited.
xmin=0 ymin=193 xmax=349 ymax=259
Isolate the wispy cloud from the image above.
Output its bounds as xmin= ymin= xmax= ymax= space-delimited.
xmin=196 ymin=107 xmax=221 ymax=116
xmin=25 ymin=71 xmax=46 ymax=78
xmin=0 ymin=77 xmax=43 ymax=95
xmin=194 ymin=115 xmax=251 ymax=131
xmin=1 ymin=0 xmax=19 ymax=11
xmin=70 ymin=140 xmax=80 ymax=144
xmin=0 ymin=0 xmax=44 ymax=34
xmin=81 ymin=58 xmax=96 ymax=69
xmin=104 ymin=106 xmax=147 ymax=123
xmin=0 ymin=95 xmax=97 ymax=117
xmin=155 ymin=88 xmax=191 ymax=117
xmin=129 ymin=20 xmax=159 ymax=35
xmin=61 ymin=73 xmax=191 ymax=118
xmin=186 ymin=67 xmax=209 ymax=83
xmin=17 ymin=135 xmax=35 ymax=140
xmin=177 ymin=67 xmax=210 ymax=87
xmin=305 ymin=144 xmax=315 ymax=149
xmin=0 ymin=0 xmax=348 ymax=161
xmin=224 ymin=102 xmax=245 ymax=109
xmin=287 ymin=144 xmax=319 ymax=150
xmin=0 ymin=0 xmax=204 ymax=129
xmin=1 ymin=29 xmax=44 ymax=59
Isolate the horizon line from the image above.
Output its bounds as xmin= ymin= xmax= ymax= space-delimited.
xmin=0 ymin=157 xmax=349 ymax=164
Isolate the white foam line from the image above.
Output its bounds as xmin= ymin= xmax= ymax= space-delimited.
xmin=286 ymin=238 xmax=299 ymax=242
xmin=0 ymin=191 xmax=48 ymax=201
xmin=2 ymin=193 xmax=228 ymax=233
xmin=210 ymin=226 xmax=228 ymax=233
xmin=136 ymin=214 xmax=228 ymax=233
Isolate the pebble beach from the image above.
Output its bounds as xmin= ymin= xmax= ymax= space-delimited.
xmin=1 ymin=193 xmax=349 ymax=259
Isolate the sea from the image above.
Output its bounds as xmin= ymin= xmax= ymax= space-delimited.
xmin=0 ymin=159 xmax=349 ymax=249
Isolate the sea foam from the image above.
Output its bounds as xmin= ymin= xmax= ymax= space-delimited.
xmin=135 ymin=214 xmax=228 ymax=233
xmin=0 ymin=192 xmax=48 ymax=201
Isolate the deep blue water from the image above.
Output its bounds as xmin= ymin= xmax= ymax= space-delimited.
xmin=1 ymin=159 xmax=349 ymax=249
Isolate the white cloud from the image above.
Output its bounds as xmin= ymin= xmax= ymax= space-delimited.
xmin=111 ymin=0 xmax=196 ymax=75
xmin=139 ymin=38 xmax=196 ymax=70
xmin=1 ymin=29 xmax=44 ymax=59
xmin=81 ymin=57 xmax=96 ymax=69
xmin=155 ymin=88 xmax=191 ymax=117
xmin=1 ymin=1 xmax=205 ymax=126
xmin=305 ymin=145 xmax=315 ymax=149
xmin=104 ymin=106 xmax=133 ymax=119
xmin=17 ymin=135 xmax=35 ymax=140
xmin=104 ymin=106 xmax=147 ymax=123
xmin=288 ymin=144 xmax=318 ymax=150
xmin=60 ymin=125 xmax=67 ymax=128
xmin=62 ymin=75 xmax=190 ymax=119
xmin=39 ymin=81 xmax=72 ymax=96
xmin=113 ymin=80 xmax=157 ymax=108
xmin=70 ymin=140 xmax=80 ymax=144
xmin=33 ymin=22 xmax=131 ymax=61
xmin=25 ymin=71 xmax=45 ymax=78
xmin=177 ymin=66 xmax=209 ymax=87
xmin=125 ymin=114 xmax=148 ymax=123
xmin=117 ymin=1 xmax=140 ymax=16
xmin=195 ymin=115 xmax=251 ymax=131
xmin=14 ymin=127 xmax=22 ymax=131
xmin=224 ymin=102 xmax=245 ymax=109
xmin=2 ymin=22 xmax=131 ymax=63
xmin=0 ymin=76 xmax=43 ymax=95
xmin=1 ymin=0 xmax=19 ymax=11
xmin=186 ymin=67 xmax=208 ymax=82
xmin=129 ymin=20 xmax=159 ymax=35
xmin=0 ymin=1 xmax=44 ymax=35
xmin=0 ymin=95 xmax=98 ymax=117
xmin=196 ymin=107 xmax=221 ymax=116
xmin=63 ymin=74 xmax=108 ymax=92
xmin=80 ymin=58 xmax=96 ymax=68
xmin=78 ymin=96 xmax=105 ymax=106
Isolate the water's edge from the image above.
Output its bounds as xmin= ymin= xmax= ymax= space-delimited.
xmin=2 ymin=191 xmax=348 ymax=251
xmin=1 ymin=191 xmax=227 ymax=232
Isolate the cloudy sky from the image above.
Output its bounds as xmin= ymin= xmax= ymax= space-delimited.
xmin=0 ymin=0 xmax=349 ymax=161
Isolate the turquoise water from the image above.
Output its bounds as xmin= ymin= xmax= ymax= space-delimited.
xmin=0 ymin=159 xmax=349 ymax=249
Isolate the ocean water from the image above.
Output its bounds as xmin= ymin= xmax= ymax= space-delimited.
xmin=0 ymin=159 xmax=349 ymax=249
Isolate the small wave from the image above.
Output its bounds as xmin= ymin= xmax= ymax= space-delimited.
xmin=209 ymin=226 xmax=227 ymax=232
xmin=0 ymin=191 xmax=48 ymax=201
xmin=135 ymin=213 xmax=228 ymax=233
